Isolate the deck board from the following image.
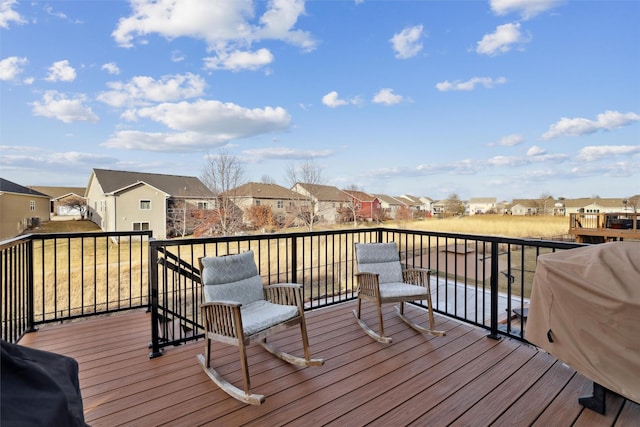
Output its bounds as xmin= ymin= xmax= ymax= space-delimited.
xmin=17 ymin=301 xmax=639 ymax=427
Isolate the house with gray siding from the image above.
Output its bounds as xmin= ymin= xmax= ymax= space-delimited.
xmin=85 ymin=169 xmax=216 ymax=239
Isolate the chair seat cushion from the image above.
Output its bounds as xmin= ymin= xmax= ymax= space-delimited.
xmin=241 ymin=300 xmax=299 ymax=336
xmin=380 ymin=282 xmax=428 ymax=299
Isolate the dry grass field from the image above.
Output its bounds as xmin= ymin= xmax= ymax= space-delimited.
xmin=29 ymin=214 xmax=570 ymax=239
xmin=383 ymin=214 xmax=570 ymax=239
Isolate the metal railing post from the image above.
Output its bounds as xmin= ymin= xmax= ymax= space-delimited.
xmin=148 ymin=238 xmax=162 ymax=358
xmin=26 ymin=239 xmax=37 ymax=333
xmin=487 ymin=241 xmax=501 ymax=340
xmin=291 ymin=236 xmax=298 ymax=284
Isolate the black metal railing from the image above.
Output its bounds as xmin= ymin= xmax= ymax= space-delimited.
xmin=1 ymin=231 xmax=153 ymax=343
xmin=2 ymin=228 xmax=582 ymax=354
xmin=147 ymin=228 xmax=583 ymax=357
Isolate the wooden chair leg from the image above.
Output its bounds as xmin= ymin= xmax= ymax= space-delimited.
xmin=377 ymin=303 xmax=385 ymax=338
xmin=204 ymin=338 xmax=211 ymax=368
xmin=238 ymin=342 xmax=251 ymax=396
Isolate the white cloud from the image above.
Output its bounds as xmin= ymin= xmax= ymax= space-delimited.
xmin=30 ymin=90 xmax=99 ymax=123
xmin=541 ymin=110 xmax=640 ymax=140
xmin=435 ymin=76 xmax=507 ymax=91
xmin=97 ymin=73 xmax=206 ymax=107
xmin=204 ymin=48 xmax=274 ymax=71
xmin=103 ymin=130 xmax=225 ymax=152
xmin=577 ymin=145 xmax=640 ymax=161
xmin=45 ymin=60 xmax=76 ymax=82
xmin=489 ymin=133 xmax=524 ymax=146
xmin=131 ymin=99 xmax=290 ymax=133
xmin=171 ymin=50 xmax=185 ymax=62
xmin=112 ymin=0 xmax=316 ymax=54
xmin=103 ymin=99 xmax=291 ymax=151
xmin=487 ymin=155 xmax=527 ymax=167
xmin=490 ymin=0 xmax=564 ymax=20
xmin=390 ymin=25 xmax=424 ymax=59
xmin=527 ymin=145 xmax=546 ymax=156
xmin=242 ymin=146 xmax=333 ymax=161
xmin=322 ymin=91 xmax=358 ymax=108
xmin=0 ymin=56 xmax=27 ymax=81
xmin=476 ymin=23 xmax=529 ymax=56
xmin=43 ymin=4 xmax=82 ymax=23
xmin=101 ymin=62 xmax=120 ymax=75
xmin=372 ymin=88 xmax=403 ymax=105
xmin=253 ymin=0 xmax=316 ymax=52
xmin=0 ymin=0 xmax=25 ymax=28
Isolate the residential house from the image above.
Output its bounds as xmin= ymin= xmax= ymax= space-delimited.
xmin=229 ymin=182 xmax=307 ymax=228
xmin=468 ymin=197 xmax=497 ymax=215
xmin=509 ymin=199 xmax=540 ymax=216
xmin=85 ymin=169 xmax=216 ymax=239
xmin=28 ymin=186 xmax=86 ymax=218
xmin=291 ymin=183 xmax=351 ymax=225
xmin=562 ymin=197 xmax=628 ymax=216
xmin=432 ymin=199 xmax=446 ymax=216
xmin=0 ymin=178 xmax=51 ymax=241
xmin=419 ymin=196 xmax=434 ymax=215
xmin=341 ymin=190 xmax=382 ymax=222
xmin=373 ymin=194 xmax=406 ymax=220
xmin=396 ymin=194 xmax=425 ymax=218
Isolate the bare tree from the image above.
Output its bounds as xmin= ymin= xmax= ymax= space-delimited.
xmin=536 ymin=192 xmax=554 ymax=215
xmin=444 ymin=193 xmax=465 ymax=216
xmin=200 ymin=150 xmax=247 ymax=236
xmin=286 ymin=160 xmax=325 ymax=231
xmin=59 ymin=196 xmax=87 ymax=219
xmin=260 ymin=175 xmax=276 ymax=184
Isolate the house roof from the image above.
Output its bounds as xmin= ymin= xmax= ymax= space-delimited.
xmin=0 ymin=178 xmax=49 ymax=198
xmin=374 ymin=194 xmax=406 ymax=206
xmin=396 ymin=195 xmax=421 ymax=207
xmin=562 ymin=197 xmax=625 ymax=208
xmin=342 ymin=190 xmax=377 ymax=202
xmin=294 ymin=183 xmax=350 ymax=202
xmin=231 ymin=182 xmax=303 ymax=199
xmin=91 ymin=169 xmax=215 ymax=198
xmin=509 ymin=199 xmax=539 ymax=208
xmin=28 ymin=186 xmax=86 ymax=199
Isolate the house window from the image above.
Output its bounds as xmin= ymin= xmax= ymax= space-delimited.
xmin=197 ymin=201 xmax=209 ymax=210
xmin=277 ymin=200 xmax=284 ymax=209
xmin=140 ymin=200 xmax=151 ymax=210
xmin=29 ymin=200 xmax=36 ymax=211
xmin=133 ymin=222 xmax=150 ymax=231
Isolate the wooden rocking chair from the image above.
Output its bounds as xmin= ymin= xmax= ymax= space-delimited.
xmin=354 ymin=242 xmax=446 ymax=344
xmin=197 ymin=251 xmax=323 ymax=405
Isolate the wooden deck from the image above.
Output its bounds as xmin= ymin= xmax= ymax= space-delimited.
xmin=18 ymin=301 xmax=639 ymax=427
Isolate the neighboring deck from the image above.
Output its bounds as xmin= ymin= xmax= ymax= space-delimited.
xmin=569 ymin=212 xmax=640 ymax=243
xmin=18 ymin=302 xmax=639 ymax=427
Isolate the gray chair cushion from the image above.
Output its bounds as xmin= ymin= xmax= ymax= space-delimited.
xmin=201 ymin=251 xmax=265 ymax=305
xmin=241 ymin=300 xmax=299 ymax=336
xmin=356 ymin=242 xmax=403 ymax=284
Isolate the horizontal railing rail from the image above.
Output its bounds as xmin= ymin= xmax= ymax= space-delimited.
xmin=1 ymin=230 xmax=153 ymax=343
xmin=148 ymin=228 xmax=583 ymax=357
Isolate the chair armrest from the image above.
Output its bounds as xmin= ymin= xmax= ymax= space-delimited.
xmin=264 ymin=283 xmax=303 ymax=308
xmin=402 ymin=268 xmax=433 ymax=287
xmin=355 ymin=272 xmax=381 ymax=298
xmin=200 ymin=301 xmax=243 ymax=340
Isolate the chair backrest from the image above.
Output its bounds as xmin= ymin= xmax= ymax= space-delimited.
xmin=355 ymin=242 xmax=403 ymax=284
xmin=200 ymin=251 xmax=265 ymax=305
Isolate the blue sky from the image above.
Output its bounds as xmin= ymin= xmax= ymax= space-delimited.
xmin=1 ymin=0 xmax=639 ymax=201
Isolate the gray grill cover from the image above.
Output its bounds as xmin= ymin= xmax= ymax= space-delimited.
xmin=526 ymin=241 xmax=640 ymax=403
